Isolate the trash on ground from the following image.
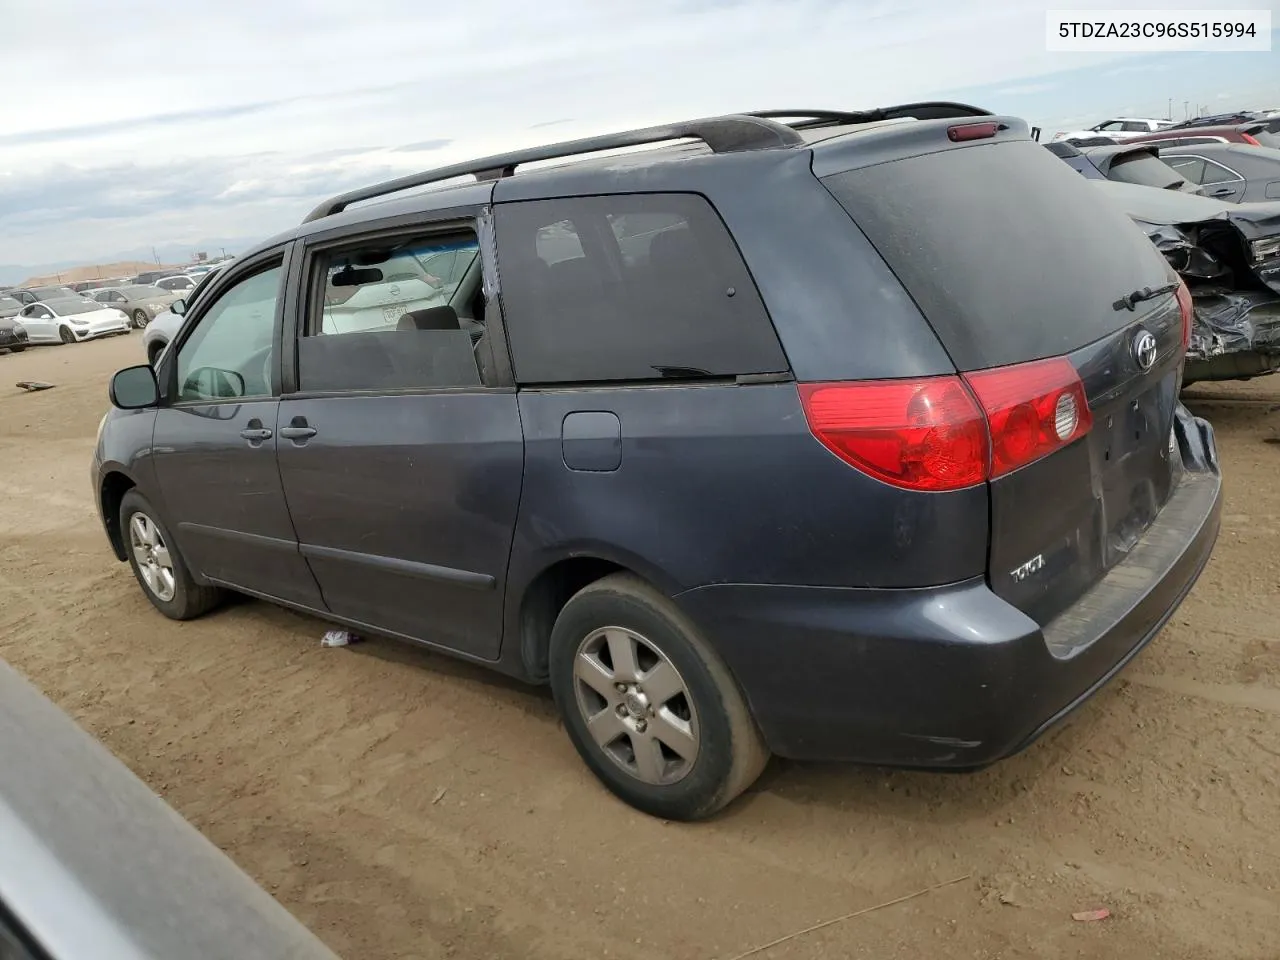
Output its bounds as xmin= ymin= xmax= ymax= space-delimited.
xmin=15 ymin=381 xmax=56 ymax=392
xmin=1072 ymin=908 xmax=1111 ymax=922
xmin=432 ymin=787 xmax=447 ymax=805
xmin=321 ymin=629 xmax=362 ymax=647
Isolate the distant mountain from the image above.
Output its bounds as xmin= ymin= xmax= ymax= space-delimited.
xmin=0 ymin=237 xmax=255 ymax=285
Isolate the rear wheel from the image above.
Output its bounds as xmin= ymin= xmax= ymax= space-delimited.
xmin=549 ymin=574 xmax=768 ymax=821
xmin=58 ymin=326 xmax=75 ymax=344
xmin=119 ymin=490 xmax=223 ymax=620
xmin=9 ymin=345 xmax=24 ymax=353
xmin=132 ymin=309 xmax=149 ymax=329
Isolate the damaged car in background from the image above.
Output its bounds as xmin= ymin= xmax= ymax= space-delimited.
xmin=1094 ymin=180 xmax=1280 ymax=383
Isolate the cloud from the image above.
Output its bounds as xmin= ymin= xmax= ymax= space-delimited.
xmin=3 ymin=0 xmax=1279 ymax=265
xmin=389 ymin=139 xmax=454 ymax=153
xmin=993 ymin=83 xmax=1057 ymax=97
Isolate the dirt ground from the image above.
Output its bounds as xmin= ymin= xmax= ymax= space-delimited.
xmin=1 ymin=333 xmax=1278 ymax=960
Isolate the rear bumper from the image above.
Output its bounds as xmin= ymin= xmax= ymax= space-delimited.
xmin=675 ymin=408 xmax=1222 ymax=767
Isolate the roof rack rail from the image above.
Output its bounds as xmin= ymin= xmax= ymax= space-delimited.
xmin=748 ymin=102 xmax=994 ymax=129
xmin=301 ymin=114 xmax=805 ymax=223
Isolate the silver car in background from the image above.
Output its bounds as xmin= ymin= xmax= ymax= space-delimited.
xmin=90 ymin=285 xmax=180 ymax=329
xmin=0 ymin=658 xmax=338 ymax=960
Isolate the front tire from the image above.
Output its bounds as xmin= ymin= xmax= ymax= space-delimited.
xmin=119 ymin=490 xmax=223 ymax=620
xmin=58 ymin=326 xmax=75 ymax=345
xmin=9 ymin=345 xmax=24 ymax=353
xmin=549 ymin=574 xmax=769 ymax=821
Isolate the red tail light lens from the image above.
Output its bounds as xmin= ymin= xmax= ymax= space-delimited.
xmin=1242 ymin=133 xmax=1261 ymax=145
xmin=963 ymin=358 xmax=1093 ymax=478
xmin=798 ymin=378 xmax=987 ymax=491
xmin=1175 ymin=279 xmax=1193 ymax=350
xmin=800 ymin=359 xmax=1094 ymax=490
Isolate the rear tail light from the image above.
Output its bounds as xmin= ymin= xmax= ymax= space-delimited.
xmin=1175 ymin=279 xmax=1193 ymax=350
xmin=797 ymin=379 xmax=987 ymax=491
xmin=1241 ymin=133 xmax=1261 ymax=146
xmin=799 ymin=357 xmax=1094 ymax=491
xmin=963 ymin=358 xmax=1093 ymax=478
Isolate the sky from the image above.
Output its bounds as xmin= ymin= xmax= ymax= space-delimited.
xmin=1 ymin=0 xmax=1279 ymax=280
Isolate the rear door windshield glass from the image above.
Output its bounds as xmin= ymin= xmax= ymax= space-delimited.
xmin=1107 ymin=152 xmax=1195 ymax=190
xmin=821 ymin=140 xmax=1172 ymax=371
xmin=495 ymin=193 xmax=786 ymax=384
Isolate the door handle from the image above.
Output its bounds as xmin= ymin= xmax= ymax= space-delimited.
xmin=279 ymin=416 xmax=317 ymax=443
xmin=240 ymin=418 xmax=273 ymax=443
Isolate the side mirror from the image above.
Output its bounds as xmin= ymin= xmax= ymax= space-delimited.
xmin=171 ymin=298 xmax=186 ymax=316
xmin=110 ymin=364 xmax=159 ymax=410
xmin=184 ymin=367 xmax=245 ymax=399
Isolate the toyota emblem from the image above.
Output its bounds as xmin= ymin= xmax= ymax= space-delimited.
xmin=1132 ymin=328 xmax=1158 ymax=372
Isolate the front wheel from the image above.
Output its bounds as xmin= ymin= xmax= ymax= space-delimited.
xmin=58 ymin=326 xmax=75 ymax=344
xmin=132 ymin=309 xmax=149 ymax=329
xmin=9 ymin=345 xmax=25 ymax=353
xmin=119 ymin=490 xmax=223 ymax=620
xmin=549 ymin=574 xmax=769 ymax=821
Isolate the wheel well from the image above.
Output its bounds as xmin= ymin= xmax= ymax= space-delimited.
xmin=518 ymin=557 xmax=625 ymax=682
xmin=100 ymin=472 xmax=136 ymax=561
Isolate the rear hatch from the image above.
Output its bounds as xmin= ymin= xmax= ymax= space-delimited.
xmin=818 ymin=129 xmax=1188 ymax=632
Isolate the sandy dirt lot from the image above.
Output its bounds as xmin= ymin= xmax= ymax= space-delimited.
xmin=1 ymin=333 xmax=1277 ymax=959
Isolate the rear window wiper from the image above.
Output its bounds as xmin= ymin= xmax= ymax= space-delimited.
xmin=1113 ymin=281 xmax=1180 ymax=312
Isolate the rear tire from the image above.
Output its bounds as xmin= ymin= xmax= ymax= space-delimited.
xmin=119 ymin=490 xmax=223 ymax=620
xmin=132 ymin=309 xmax=149 ymax=329
xmin=58 ymin=327 xmax=75 ymax=345
xmin=549 ymin=573 xmax=769 ymax=821
xmin=9 ymin=345 xmax=24 ymax=353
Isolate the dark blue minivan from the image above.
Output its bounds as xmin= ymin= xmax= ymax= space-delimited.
xmin=93 ymin=105 xmax=1222 ymax=819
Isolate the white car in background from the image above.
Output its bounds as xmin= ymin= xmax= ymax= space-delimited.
xmin=16 ymin=298 xmax=131 ymax=344
xmin=1051 ymin=117 xmax=1176 ymax=142
xmin=154 ymin=274 xmax=200 ymax=295
xmin=142 ymin=264 xmax=229 ymax=364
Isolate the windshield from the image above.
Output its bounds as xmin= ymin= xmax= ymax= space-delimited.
xmin=32 ymin=286 xmax=73 ymax=298
xmin=0 ymin=297 xmax=20 ymax=311
xmin=120 ymin=285 xmax=164 ymax=297
xmin=47 ymin=299 xmax=100 ymax=315
xmin=822 ymin=140 xmax=1173 ymax=372
xmin=1108 ymin=153 xmax=1199 ymax=192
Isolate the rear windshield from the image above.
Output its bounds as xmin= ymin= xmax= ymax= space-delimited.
xmin=1107 ymin=152 xmax=1197 ymax=191
xmin=821 ymin=140 xmax=1173 ymax=371
xmin=1252 ymin=130 xmax=1280 ymax=149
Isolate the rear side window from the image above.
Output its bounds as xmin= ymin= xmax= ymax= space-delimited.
xmin=494 ymin=194 xmax=787 ymax=384
xmin=1165 ymin=156 xmax=1206 ymax=182
xmin=822 ymin=140 xmax=1172 ymax=372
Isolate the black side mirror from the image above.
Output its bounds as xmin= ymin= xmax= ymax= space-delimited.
xmin=183 ymin=367 xmax=245 ymax=399
xmin=110 ymin=364 xmax=159 ymax=410
xmin=172 ymin=299 xmax=187 ymax=316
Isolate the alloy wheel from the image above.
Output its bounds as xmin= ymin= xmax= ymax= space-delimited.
xmin=572 ymin=626 xmax=700 ymax=785
xmin=129 ymin=513 xmax=176 ymax=602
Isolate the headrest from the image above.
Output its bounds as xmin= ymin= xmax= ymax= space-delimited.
xmin=397 ymin=305 xmax=460 ymax=331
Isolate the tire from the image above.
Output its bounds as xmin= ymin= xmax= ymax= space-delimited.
xmin=9 ymin=345 xmax=24 ymax=353
xmin=132 ymin=309 xmax=149 ymax=329
xmin=549 ymin=574 xmax=768 ymax=821
xmin=147 ymin=340 xmax=166 ymax=366
xmin=58 ymin=326 xmax=75 ymax=345
xmin=119 ymin=490 xmax=223 ymax=620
